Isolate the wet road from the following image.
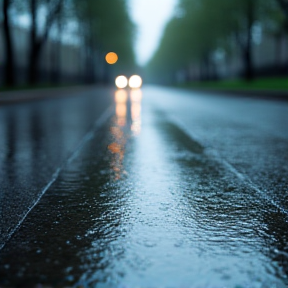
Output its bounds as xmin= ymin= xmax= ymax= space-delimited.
xmin=0 ymin=86 xmax=287 ymax=287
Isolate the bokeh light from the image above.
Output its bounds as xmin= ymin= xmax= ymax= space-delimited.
xmin=115 ymin=76 xmax=128 ymax=89
xmin=105 ymin=52 xmax=118 ymax=64
xmin=116 ymin=104 xmax=127 ymax=119
xmin=130 ymin=89 xmax=142 ymax=135
xmin=129 ymin=75 xmax=142 ymax=89
xmin=115 ymin=90 xmax=128 ymax=126
xmin=130 ymin=89 xmax=142 ymax=102
xmin=115 ymin=89 xmax=128 ymax=103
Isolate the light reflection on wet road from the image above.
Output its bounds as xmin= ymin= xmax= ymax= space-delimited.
xmin=0 ymin=86 xmax=288 ymax=287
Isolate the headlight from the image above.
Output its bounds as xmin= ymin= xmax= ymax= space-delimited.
xmin=129 ymin=75 xmax=142 ymax=89
xmin=115 ymin=75 xmax=128 ymax=89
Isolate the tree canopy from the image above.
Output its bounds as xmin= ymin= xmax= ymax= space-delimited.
xmin=73 ymin=0 xmax=136 ymax=75
xmin=146 ymin=0 xmax=287 ymax=83
xmin=1 ymin=0 xmax=136 ymax=86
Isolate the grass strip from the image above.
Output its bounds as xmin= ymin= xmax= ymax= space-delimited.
xmin=178 ymin=77 xmax=288 ymax=91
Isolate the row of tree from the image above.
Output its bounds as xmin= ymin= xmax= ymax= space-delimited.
xmin=1 ymin=0 xmax=136 ymax=87
xmin=146 ymin=0 xmax=288 ymax=83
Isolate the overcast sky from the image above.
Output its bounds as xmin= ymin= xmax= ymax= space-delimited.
xmin=128 ymin=0 xmax=177 ymax=66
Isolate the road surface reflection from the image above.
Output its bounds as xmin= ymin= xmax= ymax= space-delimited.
xmin=0 ymin=87 xmax=287 ymax=287
xmin=108 ymin=89 xmax=142 ymax=180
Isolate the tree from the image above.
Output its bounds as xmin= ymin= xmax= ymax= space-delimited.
xmin=2 ymin=0 xmax=15 ymax=86
xmin=147 ymin=0 xmax=283 ymax=83
xmin=72 ymin=0 xmax=136 ymax=82
xmin=276 ymin=0 xmax=288 ymax=19
xmin=146 ymin=0 xmax=226 ymax=82
xmin=261 ymin=0 xmax=288 ymax=70
xmin=1 ymin=0 xmax=135 ymax=87
xmin=27 ymin=0 xmax=65 ymax=84
xmin=226 ymin=0 xmax=256 ymax=80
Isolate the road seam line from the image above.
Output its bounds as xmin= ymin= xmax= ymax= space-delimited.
xmin=0 ymin=106 xmax=114 ymax=251
xmin=167 ymin=114 xmax=288 ymax=218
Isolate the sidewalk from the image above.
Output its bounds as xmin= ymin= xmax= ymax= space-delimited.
xmin=1 ymin=85 xmax=287 ymax=104
xmin=179 ymin=87 xmax=288 ymax=102
xmin=0 ymin=85 xmax=108 ymax=105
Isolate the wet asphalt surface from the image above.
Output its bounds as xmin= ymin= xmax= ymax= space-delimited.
xmin=0 ymin=86 xmax=287 ymax=287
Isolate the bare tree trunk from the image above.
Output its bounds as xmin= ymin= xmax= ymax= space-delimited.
xmin=276 ymin=0 xmax=288 ymax=20
xmin=28 ymin=0 xmax=39 ymax=85
xmin=243 ymin=0 xmax=254 ymax=81
xmin=275 ymin=34 xmax=283 ymax=71
xmin=54 ymin=4 xmax=63 ymax=84
xmin=28 ymin=45 xmax=41 ymax=85
xmin=243 ymin=44 xmax=252 ymax=81
xmin=3 ymin=0 xmax=15 ymax=86
xmin=28 ymin=0 xmax=62 ymax=85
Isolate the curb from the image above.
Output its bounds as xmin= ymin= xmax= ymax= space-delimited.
xmin=176 ymin=87 xmax=288 ymax=102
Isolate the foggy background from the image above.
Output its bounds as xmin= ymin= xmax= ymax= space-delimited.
xmin=0 ymin=0 xmax=287 ymax=88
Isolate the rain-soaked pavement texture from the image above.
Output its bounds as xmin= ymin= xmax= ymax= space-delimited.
xmin=0 ymin=86 xmax=287 ymax=287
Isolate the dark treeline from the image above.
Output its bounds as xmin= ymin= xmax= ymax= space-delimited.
xmin=1 ymin=0 xmax=136 ymax=87
xmin=146 ymin=0 xmax=288 ymax=84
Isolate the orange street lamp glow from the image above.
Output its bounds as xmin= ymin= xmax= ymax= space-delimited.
xmin=105 ymin=52 xmax=118 ymax=64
